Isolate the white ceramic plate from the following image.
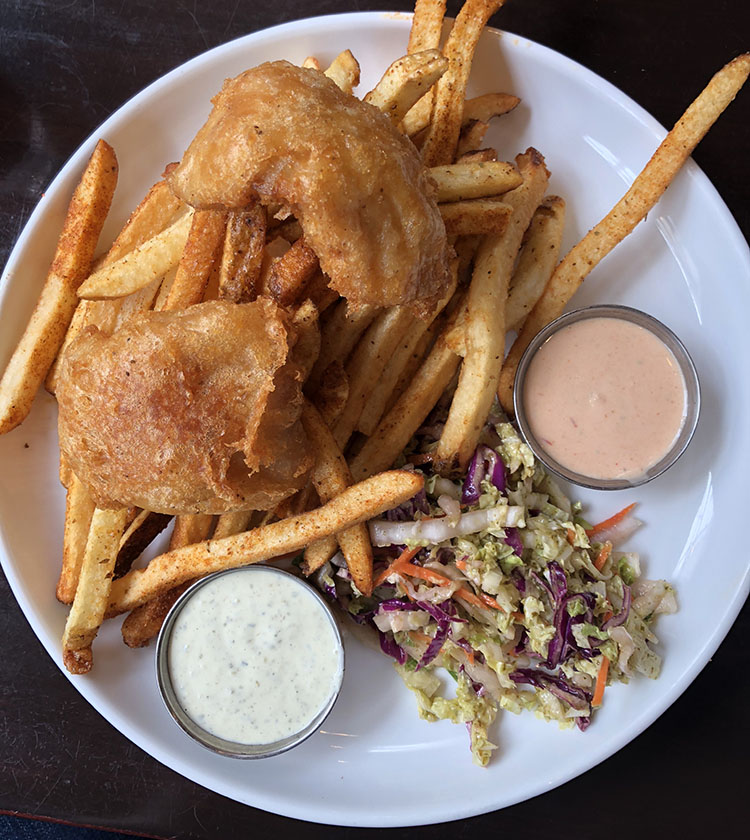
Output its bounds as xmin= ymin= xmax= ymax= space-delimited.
xmin=1 ymin=12 xmax=749 ymax=828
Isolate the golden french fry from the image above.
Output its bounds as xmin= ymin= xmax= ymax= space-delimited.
xmin=0 ymin=140 xmax=118 ymax=433
xmin=217 ymin=204 xmax=266 ymax=303
xmin=365 ymin=50 xmax=448 ymax=125
xmin=430 ymin=161 xmax=521 ymax=202
xmin=161 ymin=209 xmax=227 ymax=310
xmin=324 ymin=49 xmax=360 ymax=94
xmin=350 ymin=311 xmax=464 ymax=481
xmin=439 ymin=199 xmax=512 ymax=236
xmin=463 ymin=92 xmax=520 ymax=123
xmin=115 ymin=509 xmax=172 ymax=579
xmin=268 ymin=237 xmax=320 ymax=308
xmin=421 ymin=0 xmax=507 ymax=167
xmin=435 ymin=148 xmax=549 ymax=473
xmin=498 ymin=53 xmax=750 ymax=413
xmin=302 ymin=56 xmax=321 ymax=70
xmin=303 ymin=535 xmax=339 ymax=575
xmin=115 ymin=274 xmax=166 ymax=326
xmin=333 ymin=306 xmax=414 ymax=449
xmin=121 ymin=579 xmax=196 ymax=648
xmin=169 ymin=514 xmax=215 ymax=551
xmin=386 ymin=313 xmax=443 ymax=413
xmin=457 ymin=148 xmax=497 ymax=164
xmin=56 ymin=475 xmax=97 ymax=604
xmin=106 ymin=470 xmax=424 ymax=616
xmin=291 ymin=299 xmax=321 ymax=383
xmin=506 ymin=195 xmax=566 ymax=332
xmin=302 ymin=401 xmax=374 ymax=595
xmin=455 ymin=119 xmax=489 ymax=159
xmin=307 ymin=300 xmax=379 ymax=393
xmin=213 ymin=509 xmax=257 ymax=540
xmin=454 ymin=233 xmax=483 ymax=287
xmin=62 ymin=507 xmax=131 ymax=674
xmin=77 ymin=210 xmax=194 ymax=300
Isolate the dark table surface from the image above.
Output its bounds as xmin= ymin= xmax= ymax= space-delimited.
xmin=1 ymin=1 xmax=748 ymax=837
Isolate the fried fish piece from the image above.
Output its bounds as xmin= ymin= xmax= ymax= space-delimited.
xmin=168 ymin=61 xmax=450 ymax=316
xmin=57 ymin=299 xmax=312 ymax=514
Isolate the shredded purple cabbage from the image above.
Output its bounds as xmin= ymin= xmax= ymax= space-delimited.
xmin=378 ymin=631 xmax=408 ymax=664
xmin=462 ymin=445 xmax=506 ymax=504
xmin=504 ymin=526 xmax=524 ymax=557
xmin=603 ymin=584 xmax=632 ymax=630
xmin=510 ymin=668 xmax=592 ymax=714
xmin=417 ymin=621 xmax=450 ymax=669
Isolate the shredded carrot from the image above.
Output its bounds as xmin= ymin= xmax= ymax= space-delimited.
xmin=397 ymin=561 xmax=453 ymax=587
xmin=455 ymin=587 xmax=489 ymax=609
xmin=594 ymin=540 xmax=613 ymax=571
xmin=478 ymin=592 xmax=504 ymax=611
xmin=455 ymin=559 xmax=469 ymax=572
xmin=409 ymin=630 xmax=433 ymax=645
xmin=602 ymin=610 xmax=614 ymax=623
xmin=373 ymin=545 xmax=422 ymax=588
xmin=566 ymin=527 xmax=576 ymax=545
xmin=511 ymin=611 xmax=524 ymax=623
xmin=592 ymin=656 xmax=610 ymax=707
xmin=464 ymin=648 xmax=476 ymax=665
xmin=586 ymin=502 xmax=636 ymax=538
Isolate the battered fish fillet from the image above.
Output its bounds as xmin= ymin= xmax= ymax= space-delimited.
xmin=57 ymin=299 xmax=312 ymax=515
xmin=168 ymin=61 xmax=450 ymax=316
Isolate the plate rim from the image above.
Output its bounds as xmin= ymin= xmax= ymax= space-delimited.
xmin=1 ymin=10 xmax=749 ymax=827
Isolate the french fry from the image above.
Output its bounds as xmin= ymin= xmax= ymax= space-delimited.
xmin=161 ymin=209 xmax=227 ymax=310
xmin=365 ymin=50 xmax=449 ymax=125
xmin=333 ymin=306 xmax=414 ymax=449
xmin=435 ymin=148 xmax=549 ymax=473
xmin=439 ymin=199 xmax=512 ymax=236
xmin=292 ymin=299 xmax=321 ymax=383
xmin=56 ymin=475 xmax=97 ymax=604
xmin=0 ymin=140 xmax=118 ymax=433
xmin=498 ymin=53 xmax=750 ymax=413
xmin=349 ymin=307 xmax=465 ymax=481
xmin=307 ymin=301 xmax=379 ymax=393
xmin=386 ymin=313 xmax=443 ymax=413
xmin=121 ymin=579 xmax=196 ymax=648
xmin=463 ymin=92 xmax=520 ymax=123
xmin=217 ymin=204 xmax=266 ymax=303
xmin=77 ymin=210 xmax=194 ymax=300
xmin=105 ymin=470 xmax=424 ymax=616
xmin=301 ymin=401 xmax=374 ymax=595
xmin=302 ymin=56 xmax=321 ymax=70
xmin=312 ymin=360 xmax=349 ymax=426
xmin=457 ymin=148 xmax=497 ymax=164
xmin=213 ymin=510 xmax=257 ymax=540
xmin=455 ymin=119 xmax=489 ymax=159
xmin=114 ymin=510 xmax=172 ymax=579
xmin=268 ymin=238 xmax=320 ymax=308
xmin=431 ymin=161 xmax=522 ymax=202
xmin=454 ymin=233 xmax=483 ymax=286
xmin=62 ymin=507 xmax=131 ymax=674
xmin=324 ymin=49 xmax=360 ymax=94
xmin=169 ymin=513 xmax=216 ymax=551
xmin=303 ymin=536 xmax=339 ymax=576
xmin=506 ymin=195 xmax=566 ymax=332
xmin=116 ymin=274 xmax=166 ymax=325
xmin=421 ymin=0 xmax=507 ymax=167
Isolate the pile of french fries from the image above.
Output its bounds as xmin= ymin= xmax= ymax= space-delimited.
xmin=0 ymin=0 xmax=747 ymax=676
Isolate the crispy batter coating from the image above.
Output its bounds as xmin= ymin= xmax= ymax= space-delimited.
xmin=168 ymin=61 xmax=450 ymax=316
xmin=57 ymin=299 xmax=312 ymax=514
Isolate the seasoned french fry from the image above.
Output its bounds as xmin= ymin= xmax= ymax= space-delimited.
xmin=333 ymin=306 xmax=414 ymax=449
xmin=498 ymin=54 xmax=750 ymax=413
xmin=439 ymin=198 xmax=512 ymax=236
xmin=431 ymin=161 xmax=521 ymax=202
xmin=106 ymin=470 xmax=424 ymax=616
xmin=62 ymin=507 xmax=131 ymax=673
xmin=324 ymin=50 xmax=360 ymax=94
xmin=302 ymin=401 xmax=374 ymax=595
xmin=169 ymin=514 xmax=215 ymax=551
xmin=435 ymin=148 xmax=549 ymax=473
xmin=114 ymin=510 xmax=172 ymax=579
xmin=291 ymin=299 xmax=321 ymax=383
xmin=116 ymin=274 xmax=166 ymax=325
xmin=365 ymin=50 xmax=448 ymax=125
xmin=386 ymin=313 xmax=443 ymax=413
xmin=0 ymin=140 xmax=118 ymax=433
xmin=506 ymin=195 xmax=566 ymax=332
xmin=421 ymin=0 xmax=507 ymax=167
xmin=162 ymin=209 xmax=227 ymax=310
xmin=268 ymin=238 xmax=320 ymax=307
xmin=350 ymin=309 xmax=464 ymax=481
xmin=303 ymin=536 xmax=339 ymax=576
xmin=217 ymin=204 xmax=266 ymax=303
xmin=463 ymin=92 xmax=520 ymax=123
xmin=77 ymin=210 xmax=194 ymax=300
xmin=307 ymin=301 xmax=379 ymax=393
xmin=213 ymin=510 xmax=257 ymax=540
xmin=455 ymin=119 xmax=489 ymax=159
xmin=457 ymin=148 xmax=498 ymax=164
xmin=56 ymin=475 xmax=97 ymax=604
xmin=121 ymin=579 xmax=196 ymax=648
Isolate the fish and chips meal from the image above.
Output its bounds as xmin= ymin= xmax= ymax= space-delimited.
xmin=0 ymin=0 xmax=747 ymax=763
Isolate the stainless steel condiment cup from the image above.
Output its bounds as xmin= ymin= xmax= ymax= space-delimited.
xmin=155 ymin=565 xmax=345 ymax=759
xmin=513 ymin=304 xmax=701 ymax=491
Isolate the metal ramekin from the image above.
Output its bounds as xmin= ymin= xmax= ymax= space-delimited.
xmin=513 ymin=305 xmax=701 ymax=491
xmin=155 ymin=565 xmax=345 ymax=759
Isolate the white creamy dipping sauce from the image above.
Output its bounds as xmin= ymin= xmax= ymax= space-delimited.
xmin=523 ymin=316 xmax=687 ymax=480
xmin=168 ymin=568 xmax=343 ymax=746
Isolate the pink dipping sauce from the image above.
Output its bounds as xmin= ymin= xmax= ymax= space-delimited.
xmin=523 ymin=317 xmax=687 ymax=480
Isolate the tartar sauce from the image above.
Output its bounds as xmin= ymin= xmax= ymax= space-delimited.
xmin=167 ymin=568 xmax=343 ymax=746
xmin=522 ymin=316 xmax=687 ymax=480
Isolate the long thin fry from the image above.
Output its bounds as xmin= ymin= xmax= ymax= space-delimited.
xmin=169 ymin=514 xmax=215 ymax=551
xmin=421 ymin=0 xmax=507 ymax=167
xmin=62 ymin=507 xmax=130 ymax=673
xmin=56 ymin=475 xmax=97 ymax=604
xmin=365 ymin=50 xmax=448 ymax=125
xmin=268 ymin=238 xmax=320 ymax=307
xmin=498 ymin=53 xmax=750 ymax=412
xmin=401 ymin=0 xmax=448 ymax=137
xmin=435 ymin=148 xmax=549 ymax=473
xmin=77 ymin=210 xmax=193 ymax=300
xmin=440 ymin=199 xmax=512 ymax=236
xmin=217 ymin=204 xmax=266 ymax=303
xmin=106 ymin=470 xmax=424 ymax=616
xmin=114 ymin=510 xmax=172 ymax=579
xmin=402 ymin=90 xmax=518 ymax=137
xmin=431 ymin=161 xmax=522 ymax=202
xmin=0 ymin=140 xmax=118 ymax=433
xmin=303 ymin=535 xmax=339 ymax=576
xmin=213 ymin=510 xmax=256 ymax=540
xmin=121 ymin=579 xmax=195 ymax=649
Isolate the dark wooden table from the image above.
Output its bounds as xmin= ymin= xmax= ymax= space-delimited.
xmin=1 ymin=1 xmax=748 ymax=837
